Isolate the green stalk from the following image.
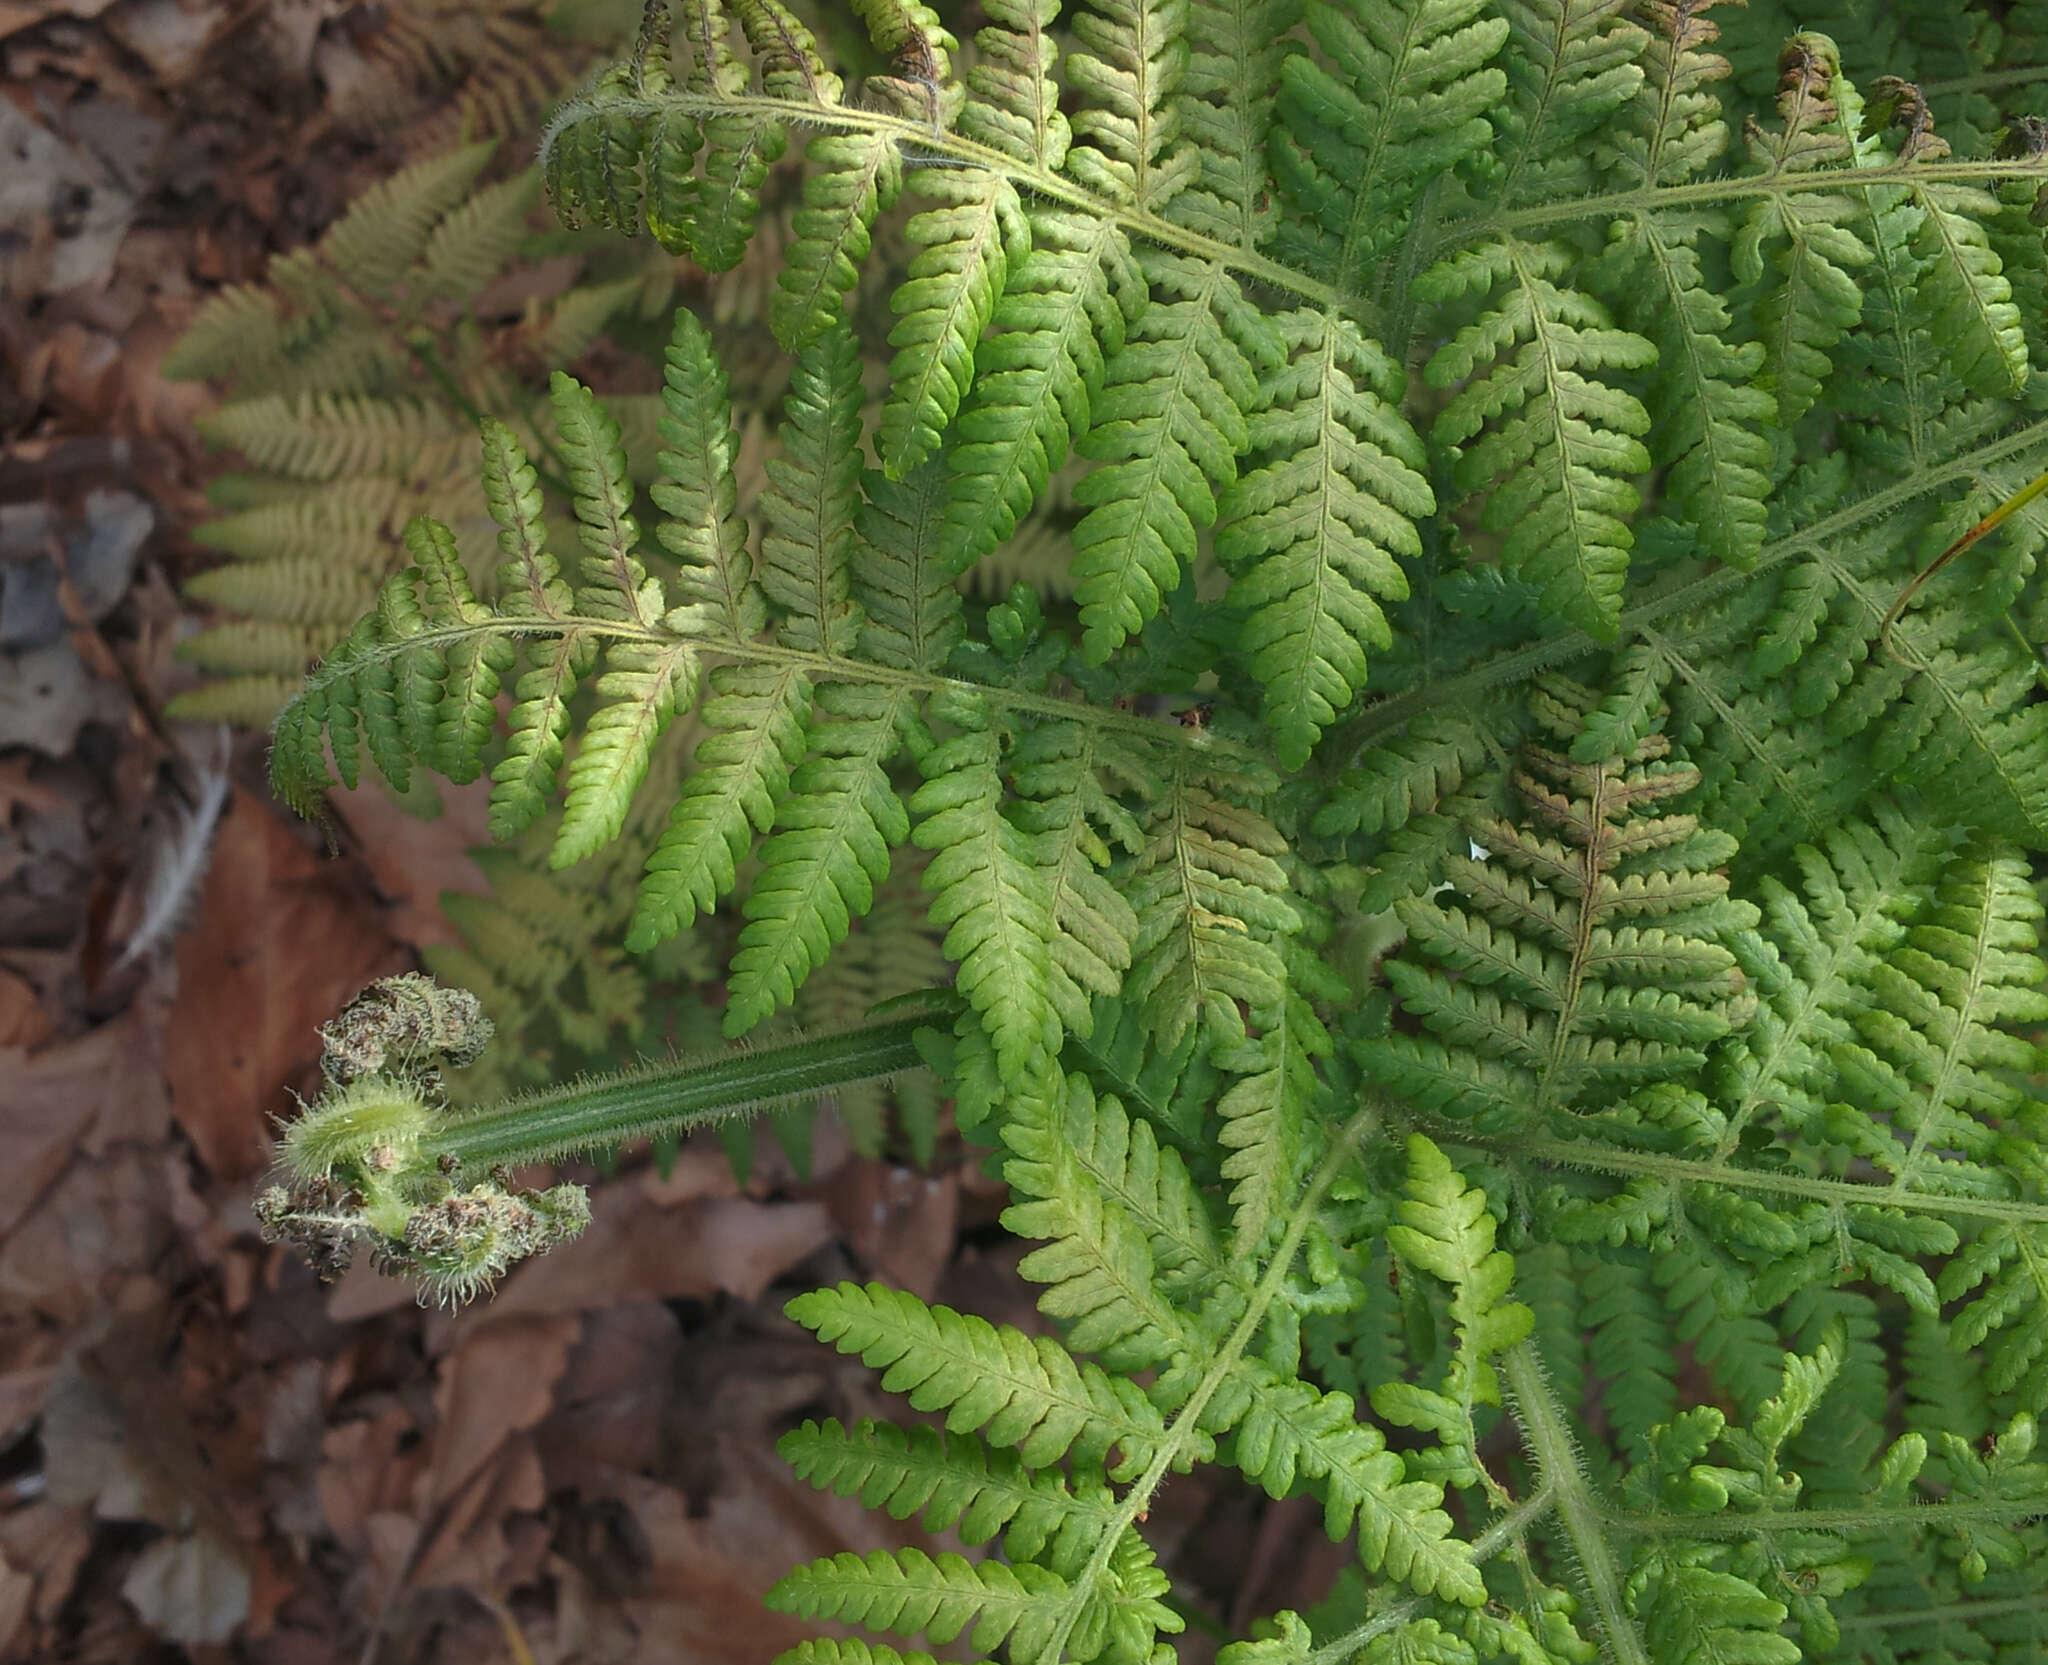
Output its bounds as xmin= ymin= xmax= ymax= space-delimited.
xmin=426 ymin=1014 xmax=934 ymax=1170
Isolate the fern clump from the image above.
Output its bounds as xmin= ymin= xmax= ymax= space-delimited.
xmin=260 ymin=0 xmax=2048 ymax=1658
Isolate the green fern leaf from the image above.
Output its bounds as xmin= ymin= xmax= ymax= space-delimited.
xmin=772 ymin=1640 xmax=938 ymax=1665
xmin=1009 ymin=719 xmax=1146 ymax=1033
xmin=629 ymin=663 xmax=811 ymax=949
xmin=1222 ymin=1360 xmax=1483 ymax=1605
xmin=856 ymin=462 xmax=965 ymax=672
xmin=725 ymin=682 xmax=910 ymax=1032
xmin=1421 ymin=239 xmax=1656 ymax=639
xmin=880 ymin=172 xmax=1031 ymax=478
xmin=911 ymin=690 xmax=1061 ymax=1076
xmin=786 ymin=1281 xmax=1167 ymax=1477
xmin=767 ymin=1547 xmax=1066 ymax=1660
xmin=779 ymin=1417 xmax=1116 ymax=1571
xmin=941 ymin=213 xmax=1141 ymax=579
xmin=1071 ymin=252 xmax=1278 ymax=661
xmin=759 ymin=321 xmax=866 ymax=656
xmin=1828 ymin=841 xmax=2048 ymax=1194
xmin=1002 ymin=1071 xmax=1203 ymax=1369
xmin=651 ymin=309 xmax=764 ymax=641
xmin=1731 ymin=37 xmax=1872 ymax=424
xmin=773 ymin=133 xmax=902 ymax=351
xmin=1126 ymin=752 xmax=1295 ymax=1050
xmin=1219 ymin=307 xmax=1432 ymax=766
xmin=322 ymin=141 xmax=499 ymax=298
xmin=1597 ymin=7 xmax=1774 ymax=573
xmin=1271 ymin=0 xmax=1508 ymax=284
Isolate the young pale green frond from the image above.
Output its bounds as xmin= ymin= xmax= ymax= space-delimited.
xmin=321 ymin=141 xmax=501 ymax=298
xmin=1385 ymin=1136 xmax=1534 ymax=1404
xmin=1002 ymin=1070 xmax=1221 ymax=1372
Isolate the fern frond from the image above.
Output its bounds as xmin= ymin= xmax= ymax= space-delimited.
xmin=779 ymin=1418 xmax=1118 ymax=1570
xmin=1731 ymin=37 xmax=1873 ymax=424
xmin=856 ymin=461 xmax=965 ymax=671
xmin=1827 ymin=841 xmax=2048 ymax=1195
xmin=1219 ymin=307 xmax=1432 ymax=766
xmin=724 ymin=682 xmax=910 ymax=1032
xmin=1010 ymin=719 xmax=1146 ymax=1034
xmin=880 ymin=173 xmax=1030 ymax=478
xmin=1360 ymin=686 xmax=1758 ymax=1128
xmin=1126 ymin=750 xmax=1296 ymax=1051
xmin=786 ymin=1281 xmax=1168 ymax=1477
xmin=322 ymin=141 xmax=500 ymax=298
xmin=911 ymin=689 xmax=1061 ymax=1076
xmin=1270 ymin=0 xmax=1508 ymax=284
xmin=198 ymin=395 xmax=470 ymax=481
xmin=768 ymin=1546 xmax=1068 ymax=1660
xmin=1221 ymin=1360 xmax=1483 ymax=1604
xmin=1592 ymin=4 xmax=1771 ymax=569
xmin=1420 ymin=238 xmax=1656 ymax=639
xmin=651 ymin=309 xmax=764 ymax=642
xmin=1070 ymin=252 xmax=1277 ymax=660
xmin=759 ymin=321 xmax=866 ymax=656
xmin=629 ymin=663 xmax=811 ymax=948
xmin=941 ymin=212 xmax=1142 ymax=579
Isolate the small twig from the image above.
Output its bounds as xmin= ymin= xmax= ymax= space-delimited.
xmin=1880 ymin=465 xmax=2048 ymax=666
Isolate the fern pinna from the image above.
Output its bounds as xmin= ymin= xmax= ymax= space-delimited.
xmin=261 ymin=0 xmax=2048 ymax=1659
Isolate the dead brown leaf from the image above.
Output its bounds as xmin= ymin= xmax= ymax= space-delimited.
xmin=317 ymin=1404 xmax=426 ymax=1556
xmin=331 ymin=776 xmax=494 ymax=953
xmin=819 ymin=1159 xmax=959 ymax=1301
xmin=424 ymin=1316 xmax=578 ymax=1513
xmin=0 ymin=1165 xmax=170 ymax=1331
xmin=164 ymin=788 xmax=401 ymax=1179
xmin=447 ymin=1189 xmax=835 ymax=1327
xmin=0 ymin=968 xmax=49 ymax=1049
